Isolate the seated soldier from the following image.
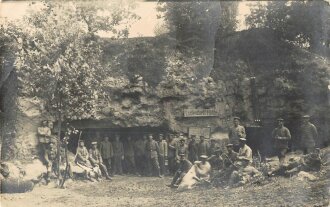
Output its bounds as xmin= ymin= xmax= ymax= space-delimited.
xmin=229 ymin=157 xmax=261 ymax=187
xmin=223 ymin=144 xmax=239 ymax=168
xmin=75 ymin=140 xmax=99 ymax=181
xmin=207 ymin=147 xmax=223 ymax=170
xmin=194 ymin=155 xmax=212 ymax=182
xmin=166 ymin=153 xmax=192 ymax=188
xmin=238 ymin=138 xmax=252 ymax=163
xmin=89 ymin=142 xmax=112 ymax=180
xmin=44 ymin=142 xmax=58 ymax=183
xmin=269 ymin=148 xmax=322 ymax=177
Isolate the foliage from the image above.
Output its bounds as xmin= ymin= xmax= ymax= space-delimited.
xmin=157 ymin=1 xmax=238 ymax=51
xmin=246 ymin=1 xmax=330 ymax=54
xmin=5 ymin=0 xmax=139 ymax=121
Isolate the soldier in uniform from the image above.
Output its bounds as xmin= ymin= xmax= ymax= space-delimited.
xmin=238 ymin=138 xmax=253 ymax=163
xmin=75 ymin=140 xmax=95 ymax=181
xmin=89 ymin=142 xmax=112 ymax=180
xmin=112 ymin=134 xmax=124 ymax=175
xmin=272 ymin=118 xmax=291 ymax=164
xmin=209 ymin=138 xmax=219 ymax=156
xmin=176 ymin=138 xmax=189 ymax=160
xmin=228 ymin=117 xmax=246 ymax=152
xmin=300 ymin=115 xmax=318 ymax=154
xmin=38 ymin=120 xmax=52 ymax=151
xmin=188 ymin=135 xmax=198 ymax=163
xmin=145 ymin=134 xmax=162 ymax=177
xmin=124 ymin=136 xmax=136 ymax=174
xmin=99 ymin=136 xmax=113 ymax=175
xmin=44 ymin=142 xmax=58 ymax=183
xmin=229 ymin=157 xmax=261 ymax=187
xmin=166 ymin=153 xmax=192 ymax=188
xmin=167 ymin=134 xmax=177 ymax=175
xmin=197 ymin=135 xmax=209 ymax=157
xmin=158 ymin=134 xmax=168 ymax=176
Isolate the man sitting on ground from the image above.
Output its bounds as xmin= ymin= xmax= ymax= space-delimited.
xmin=238 ymin=138 xmax=252 ymax=163
xmin=229 ymin=157 xmax=261 ymax=187
xmin=167 ymin=153 xmax=192 ymax=188
xmin=75 ymin=140 xmax=99 ymax=181
xmin=89 ymin=142 xmax=112 ymax=180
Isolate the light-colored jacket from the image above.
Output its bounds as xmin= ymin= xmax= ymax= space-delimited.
xmin=159 ymin=140 xmax=168 ymax=157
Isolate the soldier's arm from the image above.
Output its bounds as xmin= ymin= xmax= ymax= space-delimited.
xmin=88 ymin=150 xmax=96 ymax=164
xmin=164 ymin=143 xmax=168 ymax=157
xmin=285 ymin=128 xmax=292 ymax=140
xmin=76 ymin=148 xmax=84 ymax=161
xmin=312 ymin=125 xmax=318 ymax=140
xmin=110 ymin=143 xmax=114 ymax=157
xmin=240 ymin=126 xmax=246 ymax=138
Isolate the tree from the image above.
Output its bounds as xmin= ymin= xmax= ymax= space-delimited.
xmin=246 ymin=1 xmax=330 ymax=55
xmin=1 ymin=0 xmax=138 ymax=161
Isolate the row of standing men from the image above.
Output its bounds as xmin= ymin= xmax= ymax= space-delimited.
xmin=74 ymin=115 xmax=319 ymax=179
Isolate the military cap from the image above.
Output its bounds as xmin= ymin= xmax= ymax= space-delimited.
xmin=180 ymin=138 xmax=185 ymax=142
xmin=302 ymin=115 xmax=310 ymax=119
xmin=179 ymin=153 xmax=185 ymax=156
xmin=200 ymin=155 xmax=208 ymax=159
xmin=239 ymin=138 xmax=247 ymax=142
xmin=226 ymin=144 xmax=234 ymax=147
xmin=91 ymin=141 xmax=97 ymax=145
xmin=277 ymin=118 xmax=284 ymax=121
xmin=79 ymin=140 xmax=85 ymax=143
xmin=233 ymin=116 xmax=240 ymax=120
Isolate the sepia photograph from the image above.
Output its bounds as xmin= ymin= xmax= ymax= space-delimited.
xmin=0 ymin=0 xmax=329 ymax=206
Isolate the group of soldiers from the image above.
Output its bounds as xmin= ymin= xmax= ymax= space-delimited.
xmin=40 ymin=114 xmax=321 ymax=187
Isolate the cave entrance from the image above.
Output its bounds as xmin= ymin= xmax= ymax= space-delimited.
xmin=67 ymin=126 xmax=168 ymax=154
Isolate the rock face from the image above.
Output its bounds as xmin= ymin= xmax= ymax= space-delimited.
xmin=212 ymin=28 xmax=330 ymax=146
xmin=2 ymin=29 xmax=330 ymax=161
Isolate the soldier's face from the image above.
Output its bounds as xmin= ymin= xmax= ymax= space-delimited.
xmin=116 ymin=136 xmax=120 ymax=141
xmin=303 ymin=119 xmax=309 ymax=124
xmin=233 ymin=119 xmax=239 ymax=125
xmin=278 ymin=121 xmax=283 ymax=127
xmin=148 ymin=135 xmax=153 ymax=141
xmin=105 ymin=137 xmax=109 ymax=142
xmin=92 ymin=144 xmax=97 ymax=149
xmin=79 ymin=142 xmax=84 ymax=147
xmin=227 ymin=147 xmax=233 ymax=152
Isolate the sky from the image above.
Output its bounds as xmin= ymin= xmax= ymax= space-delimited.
xmin=0 ymin=1 xmax=253 ymax=38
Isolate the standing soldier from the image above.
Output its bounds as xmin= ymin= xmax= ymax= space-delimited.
xmin=44 ymin=142 xmax=58 ymax=183
xmin=158 ymin=134 xmax=168 ymax=176
xmin=89 ymin=142 xmax=112 ymax=180
xmin=124 ymin=136 xmax=136 ymax=174
xmin=112 ymin=134 xmax=124 ymax=175
xmin=300 ymin=115 xmax=318 ymax=154
xmin=99 ymin=136 xmax=113 ymax=176
xmin=272 ymin=118 xmax=291 ymax=164
xmin=188 ymin=135 xmax=198 ymax=163
xmin=209 ymin=138 xmax=219 ymax=156
xmin=167 ymin=134 xmax=177 ymax=175
xmin=176 ymin=138 xmax=189 ymax=160
xmin=134 ymin=135 xmax=146 ymax=176
xmin=228 ymin=117 xmax=246 ymax=152
xmin=197 ymin=135 xmax=209 ymax=157
xmin=145 ymin=134 xmax=162 ymax=178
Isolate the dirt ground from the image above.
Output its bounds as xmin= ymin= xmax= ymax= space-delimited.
xmin=1 ymin=171 xmax=329 ymax=207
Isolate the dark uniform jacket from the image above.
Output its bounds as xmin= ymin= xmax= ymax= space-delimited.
xmin=301 ymin=123 xmax=318 ymax=148
xmin=145 ymin=140 xmax=159 ymax=159
xmin=272 ymin=126 xmax=291 ymax=149
xmin=99 ymin=141 xmax=113 ymax=159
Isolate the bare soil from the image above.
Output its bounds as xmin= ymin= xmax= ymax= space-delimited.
xmin=1 ymin=171 xmax=329 ymax=207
